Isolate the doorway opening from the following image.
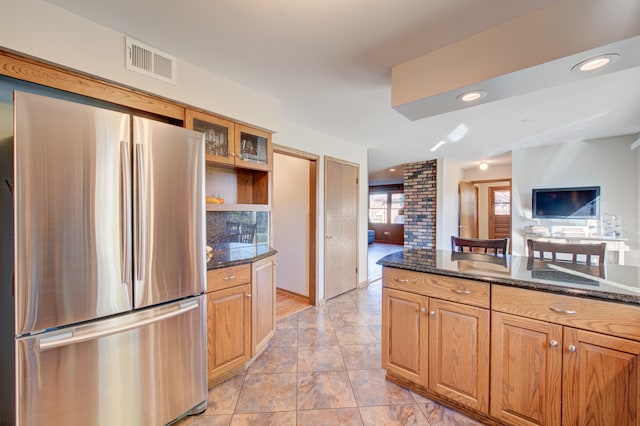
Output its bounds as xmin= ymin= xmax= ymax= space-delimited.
xmin=458 ymin=179 xmax=512 ymax=251
xmin=273 ymin=146 xmax=317 ymax=318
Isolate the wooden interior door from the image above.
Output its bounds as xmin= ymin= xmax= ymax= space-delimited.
xmin=489 ymin=186 xmax=511 ymax=242
xmin=324 ymin=157 xmax=358 ymax=300
xmin=459 ymin=181 xmax=477 ymax=238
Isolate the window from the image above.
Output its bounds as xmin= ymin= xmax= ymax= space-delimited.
xmin=493 ymin=189 xmax=511 ymax=215
xmin=369 ymin=191 xmax=404 ymax=224
xmin=369 ymin=193 xmax=388 ymax=223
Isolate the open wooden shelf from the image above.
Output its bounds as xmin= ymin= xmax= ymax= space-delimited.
xmin=205 ymin=164 xmax=270 ymax=206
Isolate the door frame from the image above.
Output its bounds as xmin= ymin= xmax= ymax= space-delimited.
xmin=324 ymin=156 xmax=360 ymax=299
xmin=273 ymin=144 xmax=318 ymax=306
xmin=461 ymin=178 xmax=512 ymax=243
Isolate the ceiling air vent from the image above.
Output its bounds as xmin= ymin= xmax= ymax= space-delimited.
xmin=125 ymin=37 xmax=176 ymax=84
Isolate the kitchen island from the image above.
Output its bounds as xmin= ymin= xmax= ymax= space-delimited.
xmin=378 ymin=248 xmax=640 ymax=425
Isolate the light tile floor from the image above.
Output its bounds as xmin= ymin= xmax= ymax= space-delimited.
xmin=175 ymin=282 xmax=482 ymax=425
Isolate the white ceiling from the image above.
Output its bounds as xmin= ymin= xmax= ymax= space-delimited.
xmin=44 ymin=0 xmax=640 ymax=184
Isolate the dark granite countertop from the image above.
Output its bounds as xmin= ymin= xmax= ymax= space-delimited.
xmin=207 ymin=243 xmax=276 ymax=270
xmin=378 ymin=248 xmax=640 ymax=305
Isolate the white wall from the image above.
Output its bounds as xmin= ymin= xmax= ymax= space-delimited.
xmin=273 ymin=119 xmax=369 ymax=303
xmin=463 ymin=164 xmax=512 ymax=182
xmin=2 ymin=0 xmax=370 ymax=304
xmin=273 ymin=153 xmax=310 ymax=296
xmin=0 ymin=0 xmax=279 ymax=131
xmin=437 ymin=158 xmax=464 ymax=249
xmin=512 ymin=136 xmax=639 ymax=256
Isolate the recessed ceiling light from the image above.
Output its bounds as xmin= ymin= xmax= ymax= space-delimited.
xmin=571 ymin=53 xmax=619 ymax=72
xmin=457 ymin=90 xmax=487 ymax=103
xmin=479 ymin=161 xmax=488 ymax=171
xmin=388 ymin=168 xmax=396 ymax=172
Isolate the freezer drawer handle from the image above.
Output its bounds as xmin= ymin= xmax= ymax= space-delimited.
xmin=38 ymin=300 xmax=199 ymax=352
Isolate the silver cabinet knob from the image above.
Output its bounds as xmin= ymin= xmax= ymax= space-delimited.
xmin=549 ymin=340 xmax=558 ymax=347
xmin=568 ymin=344 xmax=577 ymax=352
xmin=420 ymin=307 xmax=426 ymax=314
xmin=246 ymin=294 xmax=252 ymax=299
xmin=429 ymin=311 xmax=436 ymax=316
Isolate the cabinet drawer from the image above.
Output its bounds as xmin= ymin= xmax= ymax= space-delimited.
xmin=207 ymin=264 xmax=251 ymax=292
xmin=382 ymin=268 xmax=489 ymax=308
xmin=492 ymin=285 xmax=640 ymax=341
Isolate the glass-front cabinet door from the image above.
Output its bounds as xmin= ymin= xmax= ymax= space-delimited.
xmin=235 ymin=124 xmax=272 ymax=171
xmin=185 ymin=109 xmax=235 ymax=166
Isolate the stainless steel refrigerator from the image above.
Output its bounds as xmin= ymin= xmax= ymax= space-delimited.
xmin=6 ymin=91 xmax=207 ymax=425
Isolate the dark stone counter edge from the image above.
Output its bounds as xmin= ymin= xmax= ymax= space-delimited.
xmin=207 ymin=248 xmax=277 ymax=270
xmin=377 ymin=257 xmax=640 ymax=306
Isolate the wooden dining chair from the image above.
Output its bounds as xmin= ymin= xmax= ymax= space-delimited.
xmin=526 ymin=239 xmax=606 ymax=265
xmin=451 ymin=236 xmax=509 ymax=255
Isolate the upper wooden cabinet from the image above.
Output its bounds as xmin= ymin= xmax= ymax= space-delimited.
xmin=235 ymin=124 xmax=272 ymax=171
xmin=186 ymin=109 xmax=235 ymax=166
xmin=185 ymin=109 xmax=272 ymax=171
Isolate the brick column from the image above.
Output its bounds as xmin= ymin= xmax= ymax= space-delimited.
xmin=404 ymin=160 xmax=437 ymax=249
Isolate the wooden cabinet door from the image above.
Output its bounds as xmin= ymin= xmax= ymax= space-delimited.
xmin=252 ymin=256 xmax=276 ymax=356
xmin=185 ymin=109 xmax=235 ymax=166
xmin=491 ymin=312 xmax=562 ymax=426
xmin=563 ymin=328 xmax=640 ymax=426
xmin=428 ymin=299 xmax=489 ymax=413
xmin=382 ymin=287 xmax=428 ymax=386
xmin=235 ymin=124 xmax=272 ymax=171
xmin=207 ymin=283 xmax=251 ymax=386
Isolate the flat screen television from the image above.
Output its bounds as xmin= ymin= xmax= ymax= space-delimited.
xmin=532 ymin=186 xmax=600 ymax=219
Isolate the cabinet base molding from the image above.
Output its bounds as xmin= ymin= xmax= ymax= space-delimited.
xmin=384 ymin=373 xmax=504 ymax=426
xmin=208 ymin=365 xmax=247 ymax=389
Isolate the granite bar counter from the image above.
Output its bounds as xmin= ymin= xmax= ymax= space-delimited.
xmin=207 ymin=242 xmax=276 ymax=270
xmin=378 ymin=248 xmax=640 ymax=305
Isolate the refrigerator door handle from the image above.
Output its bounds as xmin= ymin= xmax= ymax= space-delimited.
xmin=120 ymin=141 xmax=132 ymax=286
xmin=135 ymin=143 xmax=146 ymax=282
xmin=37 ymin=300 xmax=199 ymax=352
